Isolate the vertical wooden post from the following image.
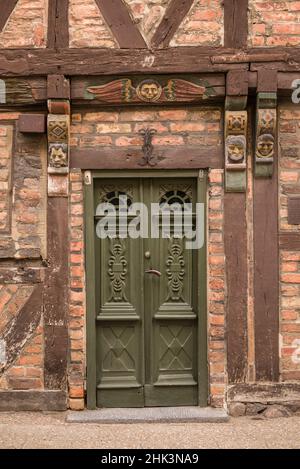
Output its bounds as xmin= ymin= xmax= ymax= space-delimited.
xmin=224 ymin=0 xmax=248 ymax=49
xmin=224 ymin=71 xmax=249 ymax=383
xmin=44 ymin=78 xmax=70 ymax=391
xmin=47 ymin=0 xmax=69 ymax=49
xmin=253 ymin=71 xmax=279 ymax=381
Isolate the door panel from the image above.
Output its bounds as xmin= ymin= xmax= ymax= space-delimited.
xmin=145 ymin=180 xmax=198 ymax=406
xmin=95 ymin=180 xmax=144 ymax=407
xmin=93 ymin=176 xmax=206 ymax=408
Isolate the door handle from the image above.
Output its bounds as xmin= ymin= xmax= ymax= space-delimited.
xmin=145 ymin=269 xmax=162 ymax=277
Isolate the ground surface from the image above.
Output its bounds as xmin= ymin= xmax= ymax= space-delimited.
xmin=0 ymin=412 xmax=299 ymax=449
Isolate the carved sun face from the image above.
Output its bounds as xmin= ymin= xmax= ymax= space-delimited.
xmin=137 ymin=80 xmax=162 ymax=102
xmin=257 ymin=135 xmax=274 ymax=158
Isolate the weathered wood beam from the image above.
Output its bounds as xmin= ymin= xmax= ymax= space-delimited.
xmin=2 ymin=47 xmax=300 ymax=78
xmin=0 ymin=48 xmax=251 ymax=76
xmin=224 ymin=0 xmax=248 ymax=49
xmin=226 ymin=70 xmax=249 ymax=96
xmin=225 ymin=193 xmax=248 ymax=383
xmin=248 ymin=71 xmax=300 ymax=96
xmin=212 ymin=52 xmax=289 ymax=64
xmin=257 ymin=69 xmax=278 ymax=93
xmin=18 ymin=114 xmax=46 ymax=133
xmin=0 ymin=78 xmax=47 ymax=105
xmin=70 ymin=147 xmax=223 ymax=170
xmin=0 ymin=391 xmax=67 ymax=411
xmin=47 ymin=0 xmax=69 ymax=49
xmin=44 ymin=198 xmax=68 ymax=390
xmin=254 ymin=165 xmax=279 ymax=381
xmin=47 ymin=74 xmax=70 ymax=99
xmin=151 ymin=0 xmax=194 ymax=49
xmin=94 ymin=0 xmax=147 ymax=49
xmin=0 ymin=285 xmax=43 ymax=373
xmin=0 ymin=0 xmax=19 ymax=32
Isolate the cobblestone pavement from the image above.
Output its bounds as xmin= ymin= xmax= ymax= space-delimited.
xmin=0 ymin=412 xmax=299 ymax=449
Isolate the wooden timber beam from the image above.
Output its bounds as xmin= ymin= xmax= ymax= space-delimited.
xmin=94 ymin=0 xmax=147 ymax=49
xmin=0 ymin=71 xmax=300 ymax=107
xmin=0 ymin=48 xmax=264 ymax=77
xmin=0 ymin=46 xmax=298 ymax=78
xmin=47 ymin=0 xmax=69 ymax=49
xmin=2 ymin=47 xmax=300 ymax=79
xmin=224 ymin=72 xmax=249 ymax=382
xmin=151 ymin=0 xmax=194 ymax=49
xmin=0 ymin=0 xmax=19 ymax=33
xmin=212 ymin=53 xmax=289 ymax=64
xmin=70 ymin=147 xmax=223 ymax=170
xmin=224 ymin=0 xmax=248 ymax=49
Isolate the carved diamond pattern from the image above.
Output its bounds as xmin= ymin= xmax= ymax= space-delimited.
xmin=159 ymin=325 xmax=192 ymax=371
xmin=102 ymin=326 xmax=135 ymax=372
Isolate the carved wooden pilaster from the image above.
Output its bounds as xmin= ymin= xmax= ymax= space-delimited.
xmin=225 ymin=110 xmax=248 ymax=192
xmin=254 ymin=92 xmax=277 ymax=178
xmin=225 ymin=71 xmax=248 ymax=192
xmin=47 ymin=98 xmax=70 ymax=197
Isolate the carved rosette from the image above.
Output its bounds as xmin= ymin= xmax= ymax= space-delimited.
xmin=166 ymin=238 xmax=185 ymax=302
xmin=224 ymin=110 xmax=248 ymax=192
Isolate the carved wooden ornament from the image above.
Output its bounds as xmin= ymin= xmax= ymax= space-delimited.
xmin=225 ymin=110 xmax=248 ymax=192
xmin=255 ymin=93 xmax=277 ymax=178
xmin=86 ymin=78 xmax=211 ymax=104
xmin=47 ymin=112 xmax=70 ymax=176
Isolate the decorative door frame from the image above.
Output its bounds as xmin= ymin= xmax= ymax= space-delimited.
xmin=84 ymin=169 xmax=208 ymax=409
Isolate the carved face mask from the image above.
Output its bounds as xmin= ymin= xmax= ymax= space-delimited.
xmin=256 ymin=134 xmax=275 ymax=159
xmin=226 ymin=136 xmax=246 ymax=163
xmin=137 ymin=80 xmax=162 ymax=102
xmin=49 ymin=145 xmax=68 ymax=168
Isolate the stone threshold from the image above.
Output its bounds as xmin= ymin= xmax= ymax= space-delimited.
xmin=66 ymin=407 xmax=229 ymax=424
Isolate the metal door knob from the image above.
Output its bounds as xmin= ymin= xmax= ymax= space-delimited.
xmin=145 ymin=269 xmax=162 ymax=277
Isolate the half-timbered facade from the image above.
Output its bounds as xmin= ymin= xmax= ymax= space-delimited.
xmin=0 ymin=0 xmax=300 ymax=415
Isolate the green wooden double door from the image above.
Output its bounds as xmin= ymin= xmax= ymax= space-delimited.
xmin=90 ymin=173 xmax=207 ymax=408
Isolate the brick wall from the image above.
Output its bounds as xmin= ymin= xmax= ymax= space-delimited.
xmin=171 ymin=0 xmax=224 ymax=47
xmin=208 ymin=169 xmax=226 ymax=407
xmin=71 ymin=107 xmax=222 ymax=150
xmin=0 ymin=0 xmax=48 ymax=48
xmin=69 ymin=0 xmax=117 ymax=48
xmin=68 ymin=170 xmax=86 ymax=410
xmin=279 ymin=103 xmax=300 ymax=381
xmin=249 ymin=0 xmax=300 ymax=46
